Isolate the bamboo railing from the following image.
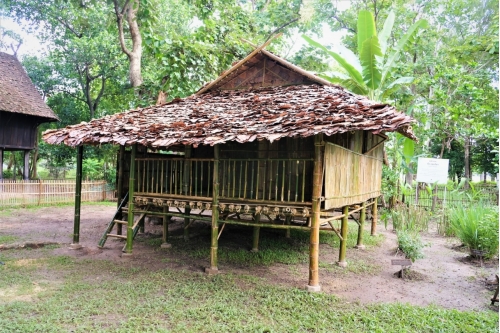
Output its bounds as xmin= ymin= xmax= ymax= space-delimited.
xmin=0 ymin=179 xmax=113 ymax=207
xmin=134 ymin=157 xmax=313 ymax=204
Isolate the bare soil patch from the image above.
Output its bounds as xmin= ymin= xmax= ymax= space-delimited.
xmin=0 ymin=204 xmax=498 ymax=311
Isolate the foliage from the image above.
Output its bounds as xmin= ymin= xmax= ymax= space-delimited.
xmin=448 ymin=203 xmax=499 ymax=259
xmin=389 ymin=205 xmax=430 ymax=233
xmin=82 ymin=158 xmax=102 ymax=180
xmin=396 ymin=229 xmax=427 ymax=263
xmin=303 ymin=10 xmax=427 ymax=102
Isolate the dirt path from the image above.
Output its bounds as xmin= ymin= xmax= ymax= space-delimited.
xmin=0 ymin=204 xmax=497 ymax=311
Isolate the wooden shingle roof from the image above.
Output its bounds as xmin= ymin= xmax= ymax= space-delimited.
xmin=0 ymin=52 xmax=59 ymax=121
xmin=43 ymin=84 xmax=416 ymax=148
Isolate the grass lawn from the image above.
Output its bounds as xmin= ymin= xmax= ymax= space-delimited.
xmin=0 ymin=245 xmax=498 ymax=332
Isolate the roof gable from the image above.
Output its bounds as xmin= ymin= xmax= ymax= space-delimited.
xmin=0 ymin=52 xmax=59 ymax=122
xmin=197 ymin=41 xmax=331 ymax=94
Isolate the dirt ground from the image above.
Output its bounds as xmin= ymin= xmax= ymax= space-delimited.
xmin=0 ymin=204 xmax=498 ymax=312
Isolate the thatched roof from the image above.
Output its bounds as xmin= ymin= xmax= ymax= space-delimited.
xmin=0 ymin=52 xmax=59 ymax=121
xmin=43 ymin=84 xmax=416 ymax=148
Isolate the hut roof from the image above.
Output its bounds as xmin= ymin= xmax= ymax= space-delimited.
xmin=43 ymin=84 xmax=416 ymax=148
xmin=0 ymin=52 xmax=59 ymax=121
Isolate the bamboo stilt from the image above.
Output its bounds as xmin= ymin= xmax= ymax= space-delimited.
xmin=355 ymin=201 xmax=366 ymax=249
xmin=124 ymin=145 xmax=137 ymax=255
xmin=252 ymin=212 xmax=261 ymax=252
xmin=116 ymin=146 xmax=125 ymax=235
xmin=184 ymin=146 xmax=192 ymax=241
xmin=371 ymin=197 xmax=378 ymax=236
xmin=70 ymin=145 xmax=83 ymax=249
xmin=307 ymin=134 xmax=324 ymax=292
xmin=337 ymin=205 xmax=348 ymax=267
xmin=0 ymin=149 xmax=3 ymax=179
xmin=23 ymin=150 xmax=29 ymax=180
xmin=161 ymin=206 xmax=171 ymax=248
xmin=206 ymin=144 xmax=219 ymax=274
xmin=285 ymin=215 xmax=291 ymax=238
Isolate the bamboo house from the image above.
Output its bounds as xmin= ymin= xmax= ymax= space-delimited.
xmin=43 ymin=44 xmax=416 ymax=291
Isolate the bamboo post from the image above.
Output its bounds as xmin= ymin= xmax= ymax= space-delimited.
xmin=307 ymin=134 xmax=324 ymax=292
xmin=285 ymin=215 xmax=291 ymax=238
xmin=123 ymin=144 xmax=137 ymax=256
xmin=0 ymin=148 xmax=3 ymax=180
xmin=23 ymin=150 xmax=29 ymax=180
xmin=206 ymin=144 xmax=219 ymax=274
xmin=116 ymin=146 xmax=125 ymax=206
xmin=183 ymin=145 xmax=192 ymax=241
xmin=116 ymin=146 xmax=125 ymax=235
xmin=337 ymin=205 xmax=348 ymax=267
xmin=251 ymin=212 xmax=261 ymax=252
xmin=355 ymin=201 xmax=366 ymax=249
xmin=161 ymin=206 xmax=172 ymax=248
xmin=70 ymin=146 xmax=83 ymax=250
xmin=371 ymin=197 xmax=378 ymax=236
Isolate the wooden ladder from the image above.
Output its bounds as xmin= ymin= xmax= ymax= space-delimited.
xmin=98 ymin=192 xmax=139 ymax=248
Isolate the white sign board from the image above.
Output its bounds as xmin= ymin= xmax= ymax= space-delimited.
xmin=416 ymin=158 xmax=449 ymax=184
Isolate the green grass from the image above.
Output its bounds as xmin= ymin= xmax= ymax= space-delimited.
xmin=0 ymin=201 xmax=116 ymax=215
xmin=164 ymin=221 xmax=384 ymax=267
xmin=0 ymin=249 xmax=497 ymax=333
xmin=0 ymin=235 xmax=18 ymax=244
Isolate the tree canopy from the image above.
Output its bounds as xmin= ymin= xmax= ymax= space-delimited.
xmin=0 ymin=0 xmax=497 ymax=182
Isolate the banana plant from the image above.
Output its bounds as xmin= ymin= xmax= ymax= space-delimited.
xmin=303 ymin=10 xmax=428 ymax=102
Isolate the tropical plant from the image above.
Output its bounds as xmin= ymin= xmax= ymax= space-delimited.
xmin=303 ymin=10 xmax=428 ymax=102
xmin=448 ymin=203 xmax=499 ymax=259
xmin=396 ymin=229 xmax=427 ymax=263
xmin=390 ymin=205 xmax=430 ymax=233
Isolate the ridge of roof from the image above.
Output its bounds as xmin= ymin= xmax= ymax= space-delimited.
xmin=0 ymin=52 xmax=59 ymax=121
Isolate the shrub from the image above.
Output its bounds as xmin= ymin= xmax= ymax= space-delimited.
xmin=397 ymin=229 xmax=427 ymax=262
xmin=390 ymin=205 xmax=430 ymax=232
xmin=448 ymin=203 xmax=499 ymax=259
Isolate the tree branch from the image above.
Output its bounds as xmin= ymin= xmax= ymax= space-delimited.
xmin=113 ymin=0 xmax=132 ymax=57
xmin=265 ymin=17 xmax=299 ymax=42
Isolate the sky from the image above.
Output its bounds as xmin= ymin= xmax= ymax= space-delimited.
xmin=0 ymin=16 xmax=45 ymax=57
xmin=1 ymin=1 xmax=351 ymax=59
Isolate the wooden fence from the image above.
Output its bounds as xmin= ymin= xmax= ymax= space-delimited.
xmin=0 ymin=180 xmax=114 ymax=207
xmin=397 ymin=184 xmax=498 ymax=209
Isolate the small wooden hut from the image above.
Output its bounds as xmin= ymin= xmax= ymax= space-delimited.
xmin=43 ymin=44 xmax=416 ymax=291
xmin=0 ymin=52 xmax=59 ymax=179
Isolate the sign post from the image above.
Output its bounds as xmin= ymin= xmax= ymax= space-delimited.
xmin=416 ymin=158 xmax=449 ymax=210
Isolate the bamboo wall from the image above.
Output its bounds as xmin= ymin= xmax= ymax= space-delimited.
xmin=324 ymin=134 xmax=384 ymax=209
xmin=0 ymin=179 xmax=113 ymax=207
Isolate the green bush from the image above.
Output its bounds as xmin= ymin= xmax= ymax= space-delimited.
xmin=82 ymin=158 xmax=103 ymax=180
xmin=397 ymin=229 xmax=427 ymax=262
xmin=448 ymin=203 xmax=499 ymax=259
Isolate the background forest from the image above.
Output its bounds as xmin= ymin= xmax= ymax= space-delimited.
xmin=0 ymin=0 xmax=498 ymax=187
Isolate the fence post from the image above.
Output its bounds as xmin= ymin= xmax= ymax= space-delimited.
xmin=38 ymin=179 xmax=42 ymax=206
xmin=102 ymin=181 xmax=106 ymax=201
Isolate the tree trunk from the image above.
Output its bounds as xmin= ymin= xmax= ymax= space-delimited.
xmin=114 ymin=0 xmax=143 ymax=87
xmin=464 ymin=135 xmax=471 ymax=190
